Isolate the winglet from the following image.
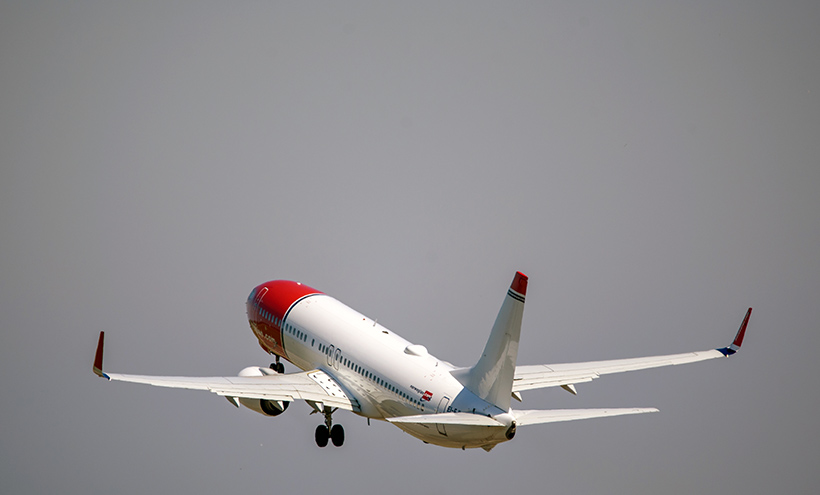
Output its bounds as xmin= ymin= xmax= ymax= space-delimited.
xmin=717 ymin=308 xmax=751 ymax=356
xmin=93 ymin=331 xmax=109 ymax=379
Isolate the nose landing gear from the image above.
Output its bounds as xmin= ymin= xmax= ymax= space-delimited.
xmin=269 ymin=356 xmax=285 ymax=374
xmin=314 ymin=407 xmax=344 ymax=447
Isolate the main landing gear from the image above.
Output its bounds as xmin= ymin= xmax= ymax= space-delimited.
xmin=315 ymin=407 xmax=344 ymax=448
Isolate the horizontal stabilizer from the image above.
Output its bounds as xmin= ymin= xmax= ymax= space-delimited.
xmin=513 ymin=407 xmax=658 ymax=426
xmin=386 ymin=412 xmax=504 ymax=427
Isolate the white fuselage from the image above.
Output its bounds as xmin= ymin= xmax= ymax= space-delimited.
xmin=249 ymin=292 xmax=511 ymax=449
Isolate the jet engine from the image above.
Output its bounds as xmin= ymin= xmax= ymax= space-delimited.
xmin=238 ymin=397 xmax=290 ymax=416
xmin=234 ymin=366 xmax=290 ymax=417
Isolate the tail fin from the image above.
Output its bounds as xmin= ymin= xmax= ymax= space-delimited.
xmin=464 ymin=271 xmax=528 ymax=411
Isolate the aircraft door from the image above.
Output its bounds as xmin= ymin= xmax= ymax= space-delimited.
xmin=333 ymin=348 xmax=342 ymax=370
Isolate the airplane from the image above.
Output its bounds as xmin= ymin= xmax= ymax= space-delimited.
xmin=93 ymin=271 xmax=751 ymax=452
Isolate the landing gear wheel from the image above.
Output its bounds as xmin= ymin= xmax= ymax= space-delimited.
xmin=315 ymin=424 xmax=329 ymax=448
xmin=274 ymin=362 xmax=285 ymax=374
xmin=330 ymin=424 xmax=345 ymax=447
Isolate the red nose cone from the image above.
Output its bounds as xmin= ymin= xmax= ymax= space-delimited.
xmin=251 ymin=280 xmax=323 ymax=316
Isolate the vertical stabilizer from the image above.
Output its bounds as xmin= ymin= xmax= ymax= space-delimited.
xmin=466 ymin=271 xmax=527 ymax=411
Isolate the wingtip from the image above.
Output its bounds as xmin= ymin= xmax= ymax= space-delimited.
xmin=93 ymin=331 xmax=107 ymax=378
xmin=717 ymin=308 xmax=751 ymax=356
xmin=733 ymin=308 xmax=752 ymax=348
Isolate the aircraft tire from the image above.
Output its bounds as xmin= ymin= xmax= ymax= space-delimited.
xmin=315 ymin=424 xmax=329 ymax=448
xmin=330 ymin=424 xmax=344 ymax=447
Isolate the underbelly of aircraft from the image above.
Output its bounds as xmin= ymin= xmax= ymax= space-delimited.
xmin=393 ymin=422 xmax=511 ymax=450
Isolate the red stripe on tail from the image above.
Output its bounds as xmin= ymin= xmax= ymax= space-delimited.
xmin=511 ymin=271 xmax=528 ymax=296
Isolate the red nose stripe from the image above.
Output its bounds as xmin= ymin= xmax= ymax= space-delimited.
xmin=257 ymin=280 xmax=323 ymax=316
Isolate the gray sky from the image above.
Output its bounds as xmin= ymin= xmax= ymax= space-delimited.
xmin=2 ymin=1 xmax=818 ymax=494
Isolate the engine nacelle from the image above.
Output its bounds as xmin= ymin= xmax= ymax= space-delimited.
xmin=238 ymin=397 xmax=290 ymax=416
xmin=235 ymin=366 xmax=289 ymax=416
xmin=238 ymin=366 xmax=278 ymax=377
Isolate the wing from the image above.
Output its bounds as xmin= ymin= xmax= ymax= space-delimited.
xmin=513 ymin=308 xmax=751 ymax=394
xmin=92 ymin=332 xmax=359 ymax=412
